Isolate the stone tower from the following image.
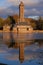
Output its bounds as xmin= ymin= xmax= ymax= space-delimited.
xmin=19 ymin=1 xmax=24 ymax=22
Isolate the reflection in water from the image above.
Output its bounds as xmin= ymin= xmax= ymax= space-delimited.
xmin=8 ymin=32 xmax=15 ymax=48
xmin=0 ymin=63 xmax=7 ymax=65
xmin=3 ymin=32 xmax=11 ymax=46
xmin=38 ymin=40 xmax=43 ymax=48
xmin=19 ymin=43 xmax=24 ymax=63
xmin=0 ymin=32 xmax=43 ymax=65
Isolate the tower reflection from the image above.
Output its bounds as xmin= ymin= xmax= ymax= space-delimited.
xmin=3 ymin=32 xmax=43 ymax=63
xmin=19 ymin=43 xmax=24 ymax=63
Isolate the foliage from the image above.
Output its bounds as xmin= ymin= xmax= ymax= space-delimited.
xmin=4 ymin=16 xmax=11 ymax=25
xmin=13 ymin=14 xmax=19 ymax=23
xmin=30 ymin=19 xmax=37 ymax=30
xmin=37 ymin=16 xmax=43 ymax=30
xmin=0 ymin=18 xmax=4 ymax=27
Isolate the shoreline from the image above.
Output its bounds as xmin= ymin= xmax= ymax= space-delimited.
xmin=0 ymin=30 xmax=43 ymax=33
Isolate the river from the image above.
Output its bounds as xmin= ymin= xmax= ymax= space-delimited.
xmin=0 ymin=32 xmax=43 ymax=65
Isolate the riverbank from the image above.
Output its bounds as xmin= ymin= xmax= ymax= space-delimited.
xmin=0 ymin=30 xmax=43 ymax=33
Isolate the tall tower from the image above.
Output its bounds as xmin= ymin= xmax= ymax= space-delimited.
xmin=19 ymin=1 xmax=24 ymax=22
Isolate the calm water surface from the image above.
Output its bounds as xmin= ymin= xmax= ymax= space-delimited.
xmin=0 ymin=32 xmax=43 ymax=65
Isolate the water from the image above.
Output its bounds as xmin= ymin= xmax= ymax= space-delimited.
xmin=0 ymin=32 xmax=43 ymax=65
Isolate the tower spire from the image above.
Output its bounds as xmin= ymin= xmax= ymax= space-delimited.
xmin=19 ymin=1 xmax=24 ymax=22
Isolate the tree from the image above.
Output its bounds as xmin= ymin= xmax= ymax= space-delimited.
xmin=30 ymin=19 xmax=37 ymax=30
xmin=0 ymin=18 xmax=4 ymax=29
xmin=9 ymin=16 xmax=16 ymax=30
xmin=38 ymin=16 xmax=43 ymax=30
xmin=4 ymin=16 xmax=11 ymax=25
xmin=13 ymin=14 xmax=19 ymax=23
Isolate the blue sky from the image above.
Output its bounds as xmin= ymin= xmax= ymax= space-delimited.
xmin=0 ymin=0 xmax=43 ymax=18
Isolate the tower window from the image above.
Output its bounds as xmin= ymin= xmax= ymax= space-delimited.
xmin=17 ymin=28 xmax=18 ymax=31
xmin=27 ymin=28 xmax=29 ymax=30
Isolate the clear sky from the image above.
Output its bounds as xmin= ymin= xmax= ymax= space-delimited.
xmin=0 ymin=0 xmax=43 ymax=18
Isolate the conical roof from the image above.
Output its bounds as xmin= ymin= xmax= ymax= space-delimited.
xmin=19 ymin=1 xmax=24 ymax=6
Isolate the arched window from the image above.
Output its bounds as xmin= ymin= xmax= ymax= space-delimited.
xmin=17 ymin=28 xmax=18 ymax=31
xmin=27 ymin=28 xmax=29 ymax=31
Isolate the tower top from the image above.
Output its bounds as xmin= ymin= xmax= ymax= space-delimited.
xmin=19 ymin=1 xmax=24 ymax=6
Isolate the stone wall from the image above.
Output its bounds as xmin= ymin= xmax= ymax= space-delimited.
xmin=13 ymin=25 xmax=33 ymax=33
xmin=3 ymin=25 xmax=10 ymax=32
xmin=3 ymin=25 xmax=33 ymax=33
